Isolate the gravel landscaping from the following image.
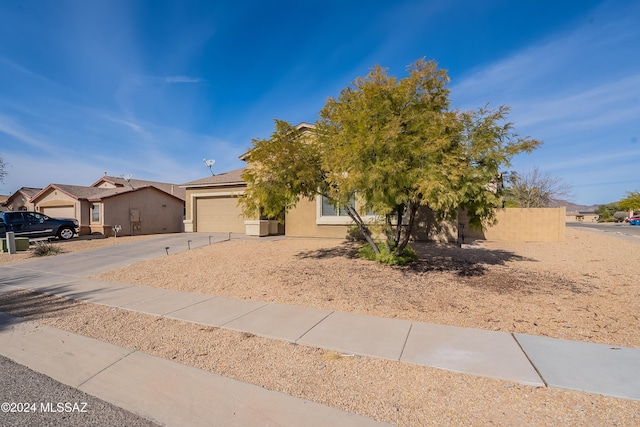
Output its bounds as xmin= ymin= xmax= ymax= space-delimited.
xmin=1 ymin=227 xmax=639 ymax=425
xmin=93 ymin=227 xmax=640 ymax=348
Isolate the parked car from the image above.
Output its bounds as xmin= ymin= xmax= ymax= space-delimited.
xmin=0 ymin=211 xmax=79 ymax=240
xmin=630 ymin=216 xmax=640 ymax=226
xmin=625 ymin=215 xmax=640 ymax=223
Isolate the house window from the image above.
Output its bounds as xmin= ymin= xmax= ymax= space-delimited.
xmin=91 ymin=204 xmax=100 ymax=222
xmin=321 ymin=196 xmax=350 ymax=217
xmin=316 ymin=195 xmax=376 ymax=225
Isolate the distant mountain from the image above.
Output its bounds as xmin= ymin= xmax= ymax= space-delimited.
xmin=549 ymin=199 xmax=599 ymax=213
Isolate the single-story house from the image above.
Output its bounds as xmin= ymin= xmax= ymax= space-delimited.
xmin=0 ymin=195 xmax=9 ymax=212
xmin=181 ymin=123 xmax=566 ymax=242
xmin=29 ymin=176 xmax=185 ymax=236
xmin=566 ymin=211 xmax=598 ymax=223
xmin=2 ymin=187 xmax=42 ymax=211
xmin=181 ymin=123 xmax=441 ymax=239
xmin=180 ymin=166 xmax=363 ymax=238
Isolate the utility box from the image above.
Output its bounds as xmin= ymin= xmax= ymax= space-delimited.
xmin=1 ymin=237 xmax=29 ymax=252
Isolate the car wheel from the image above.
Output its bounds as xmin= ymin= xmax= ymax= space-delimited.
xmin=58 ymin=227 xmax=74 ymax=240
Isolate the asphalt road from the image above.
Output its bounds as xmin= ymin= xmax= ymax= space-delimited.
xmin=566 ymin=221 xmax=640 ymax=238
xmin=0 ymin=355 xmax=160 ymax=427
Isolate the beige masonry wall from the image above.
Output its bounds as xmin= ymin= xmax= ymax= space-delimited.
xmin=458 ymin=207 xmax=566 ymax=242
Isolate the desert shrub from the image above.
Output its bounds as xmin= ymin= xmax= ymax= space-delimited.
xmin=346 ymin=225 xmax=367 ymax=242
xmin=596 ymin=203 xmax=618 ymax=222
xmin=358 ymin=242 xmax=418 ymax=266
xmin=32 ymin=242 xmax=63 ymax=257
xmin=613 ymin=211 xmax=629 ymax=222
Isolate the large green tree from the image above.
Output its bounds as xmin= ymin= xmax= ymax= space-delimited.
xmin=618 ymin=191 xmax=640 ymax=212
xmin=241 ymin=58 xmax=541 ymax=261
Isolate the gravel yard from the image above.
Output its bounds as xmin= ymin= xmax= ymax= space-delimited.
xmin=1 ymin=227 xmax=639 ymax=425
xmin=92 ymin=227 xmax=640 ymax=348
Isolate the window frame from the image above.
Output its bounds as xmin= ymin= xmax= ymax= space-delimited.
xmin=315 ymin=195 xmax=378 ymax=225
xmin=91 ymin=203 xmax=101 ymax=223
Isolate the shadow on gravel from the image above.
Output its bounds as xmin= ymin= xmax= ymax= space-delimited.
xmin=296 ymin=241 xmax=534 ymax=277
xmin=295 ymin=242 xmax=360 ymax=260
xmin=409 ymin=243 xmax=534 ymax=277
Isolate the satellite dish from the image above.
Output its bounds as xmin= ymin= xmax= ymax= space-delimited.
xmin=120 ymin=173 xmax=134 ymax=188
xmin=203 ymin=159 xmax=215 ymax=176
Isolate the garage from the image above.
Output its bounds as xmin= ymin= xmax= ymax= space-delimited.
xmin=41 ymin=205 xmax=75 ymax=219
xmin=195 ymin=196 xmax=245 ymax=233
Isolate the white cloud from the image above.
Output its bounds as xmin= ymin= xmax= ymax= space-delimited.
xmin=0 ymin=115 xmax=53 ymax=151
xmin=446 ymin=0 xmax=640 ymax=205
xmin=163 ymin=76 xmax=204 ymax=84
xmin=97 ymin=113 xmax=152 ymax=140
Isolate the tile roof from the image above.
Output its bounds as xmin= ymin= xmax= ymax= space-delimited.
xmin=180 ymin=167 xmax=247 ymax=187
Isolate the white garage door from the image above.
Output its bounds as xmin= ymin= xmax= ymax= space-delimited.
xmin=196 ymin=197 xmax=245 ymax=233
xmin=42 ymin=206 xmax=75 ymax=219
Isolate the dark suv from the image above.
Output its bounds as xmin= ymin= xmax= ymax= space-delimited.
xmin=0 ymin=211 xmax=79 ymax=240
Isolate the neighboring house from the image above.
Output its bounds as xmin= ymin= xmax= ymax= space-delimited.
xmin=566 ymin=211 xmax=598 ymax=223
xmin=2 ymin=187 xmax=42 ymax=211
xmin=29 ymin=176 xmax=185 ymax=236
xmin=91 ymin=175 xmax=185 ymax=200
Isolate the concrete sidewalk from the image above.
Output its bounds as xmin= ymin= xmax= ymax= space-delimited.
xmin=1 ymin=232 xmax=639 ymax=407
xmin=0 ymin=312 xmax=388 ymax=427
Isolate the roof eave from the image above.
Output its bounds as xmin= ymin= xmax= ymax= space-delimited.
xmin=179 ymin=181 xmax=246 ymax=189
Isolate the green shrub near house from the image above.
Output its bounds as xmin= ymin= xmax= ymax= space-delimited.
xmin=358 ymin=242 xmax=418 ymax=266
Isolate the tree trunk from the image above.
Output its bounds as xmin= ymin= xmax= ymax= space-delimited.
xmin=384 ymin=215 xmax=394 ymax=252
xmin=344 ymin=205 xmax=380 ymax=255
xmin=393 ymin=204 xmax=404 ymax=248
xmin=395 ymin=202 xmax=418 ymax=256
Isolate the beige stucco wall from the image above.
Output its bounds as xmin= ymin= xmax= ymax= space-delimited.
xmin=458 ymin=207 xmax=566 ymax=242
xmin=6 ymin=193 xmax=36 ymax=211
xmin=100 ymin=189 xmax=184 ymax=236
xmin=285 ymin=198 xmax=350 ymax=238
xmin=286 ymin=199 xmax=460 ymax=241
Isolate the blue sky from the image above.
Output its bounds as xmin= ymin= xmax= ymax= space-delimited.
xmin=0 ymin=0 xmax=638 ymax=205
